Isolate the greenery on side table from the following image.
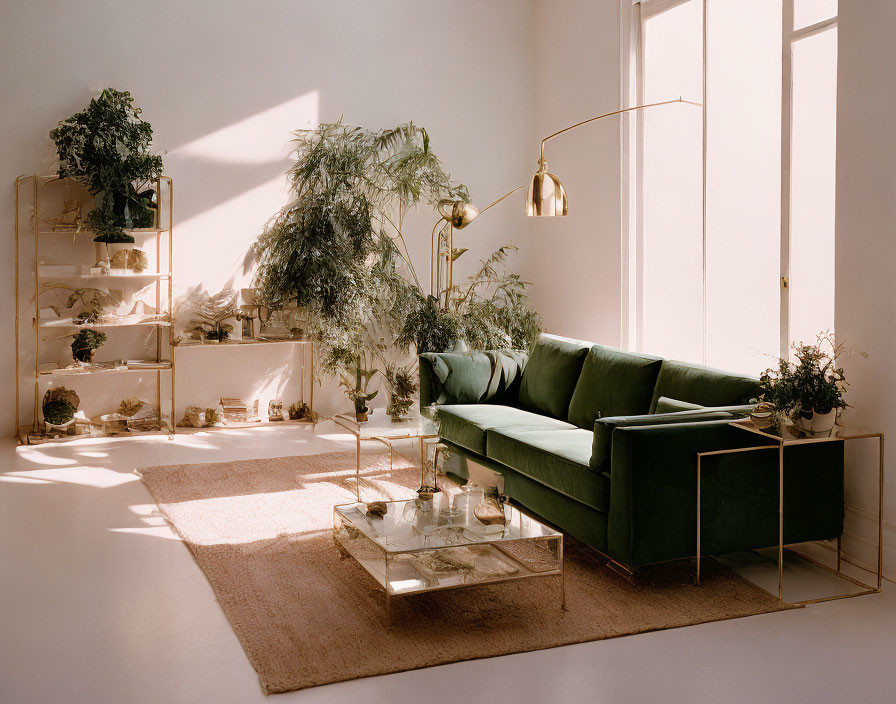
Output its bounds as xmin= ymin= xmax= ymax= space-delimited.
xmin=50 ymin=88 xmax=164 ymax=243
xmin=252 ymin=120 xmax=542 ymax=411
xmin=758 ymin=332 xmax=861 ymax=432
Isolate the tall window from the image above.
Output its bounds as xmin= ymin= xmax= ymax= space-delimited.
xmin=624 ymin=0 xmax=838 ymax=374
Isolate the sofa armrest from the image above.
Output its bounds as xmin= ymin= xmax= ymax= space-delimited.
xmin=591 ymin=406 xmax=752 ymax=468
xmin=419 ymin=350 xmax=528 ymax=407
xmin=607 ymin=420 xmax=843 ymax=568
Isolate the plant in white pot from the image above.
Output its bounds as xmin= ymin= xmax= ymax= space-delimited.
xmin=759 ymin=333 xmax=854 ymax=437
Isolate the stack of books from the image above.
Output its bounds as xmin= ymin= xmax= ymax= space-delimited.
xmin=220 ymin=398 xmax=260 ymax=423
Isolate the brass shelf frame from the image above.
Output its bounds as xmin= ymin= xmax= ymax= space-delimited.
xmin=14 ymin=174 xmax=176 ymax=444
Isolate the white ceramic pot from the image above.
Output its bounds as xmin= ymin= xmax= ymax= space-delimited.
xmin=797 ymin=408 xmax=836 ymax=436
xmin=811 ymin=409 xmax=836 ymax=436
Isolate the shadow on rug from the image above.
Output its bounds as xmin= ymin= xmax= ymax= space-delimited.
xmin=139 ymin=451 xmax=793 ymax=694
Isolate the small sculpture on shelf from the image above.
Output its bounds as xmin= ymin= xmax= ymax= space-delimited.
xmin=47 ymin=200 xmax=84 ymax=232
xmin=118 ymin=397 xmax=162 ymax=431
xmin=177 ymin=405 xmax=222 ymax=428
xmin=71 ymin=328 xmax=107 ymax=364
xmin=268 ymin=399 xmax=284 ymax=422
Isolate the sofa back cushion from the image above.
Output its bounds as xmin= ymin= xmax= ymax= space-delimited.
xmin=654 ymin=396 xmax=704 ymax=413
xmin=649 ymin=359 xmax=760 ymax=413
xmin=518 ymin=334 xmax=590 ymax=420
xmin=567 ymin=345 xmax=663 ymax=429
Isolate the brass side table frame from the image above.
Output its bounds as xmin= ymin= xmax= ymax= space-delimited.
xmin=696 ymin=420 xmax=884 ymax=605
xmin=332 ymin=413 xmax=439 ymax=501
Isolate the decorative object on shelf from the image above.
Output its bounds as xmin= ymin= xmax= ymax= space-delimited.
xmin=384 ymin=360 xmax=417 ymax=422
xmin=220 ymin=397 xmax=260 ymax=423
xmin=268 ymin=399 xmax=284 ymax=422
xmin=117 ymin=397 xmax=161 ymax=431
xmin=47 ymin=200 xmax=84 ymax=232
xmin=758 ymin=331 xmax=862 ymax=437
xmin=42 ymin=386 xmax=80 ymax=434
xmin=237 ymin=288 xmax=261 ymax=339
xmin=50 ymin=88 xmax=164 ymax=242
xmin=177 ymin=406 xmax=220 ymax=428
xmin=527 ymin=97 xmax=701 ymax=217
xmin=366 ymin=501 xmax=388 ymax=518
xmin=71 ymin=328 xmax=107 ymax=363
xmin=185 ymin=289 xmax=238 ymax=343
xmin=288 ymin=401 xmax=309 ymax=420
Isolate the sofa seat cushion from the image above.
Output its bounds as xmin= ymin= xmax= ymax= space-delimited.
xmin=487 ymin=427 xmax=610 ymax=512
xmin=650 ymin=360 xmax=760 ymax=413
xmin=567 ymin=345 xmax=662 ymax=429
xmin=518 ymin=334 xmax=590 ymax=420
xmin=438 ymin=404 xmax=576 ymax=456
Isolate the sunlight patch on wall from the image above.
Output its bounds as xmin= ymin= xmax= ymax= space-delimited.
xmin=171 ymin=91 xmax=319 ymax=164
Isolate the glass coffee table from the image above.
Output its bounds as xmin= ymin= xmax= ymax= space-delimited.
xmin=332 ymin=409 xmax=441 ymax=501
xmin=333 ymin=493 xmax=564 ymax=625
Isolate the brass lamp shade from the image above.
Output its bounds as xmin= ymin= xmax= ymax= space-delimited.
xmin=527 ymin=166 xmax=567 ymax=217
xmin=437 ymin=199 xmax=480 ymax=229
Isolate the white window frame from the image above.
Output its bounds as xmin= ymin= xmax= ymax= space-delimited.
xmin=622 ymin=0 xmax=838 ymax=363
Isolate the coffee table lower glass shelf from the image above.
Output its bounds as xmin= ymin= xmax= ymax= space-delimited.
xmin=333 ymin=494 xmax=564 ymax=625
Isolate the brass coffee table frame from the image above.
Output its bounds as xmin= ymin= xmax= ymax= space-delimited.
xmin=696 ymin=420 xmax=884 ymax=605
xmin=332 ymin=413 xmax=439 ymax=501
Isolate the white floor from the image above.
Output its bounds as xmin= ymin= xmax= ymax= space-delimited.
xmin=0 ymin=422 xmax=892 ymax=704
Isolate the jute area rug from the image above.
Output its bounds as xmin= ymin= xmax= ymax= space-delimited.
xmin=139 ymin=450 xmax=791 ymax=695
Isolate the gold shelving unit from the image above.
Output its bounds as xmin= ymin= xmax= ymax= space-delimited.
xmin=14 ymin=174 xmax=175 ymax=444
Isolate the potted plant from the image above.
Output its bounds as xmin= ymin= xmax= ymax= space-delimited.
xmin=759 ymin=333 xmax=854 ymax=436
xmin=340 ymin=357 xmax=378 ymax=422
xmin=384 ymin=361 xmax=418 ymax=422
xmin=42 ymin=387 xmax=80 ymax=434
xmin=50 ymin=88 xmax=164 ymax=260
xmin=71 ymin=328 xmax=107 ymax=364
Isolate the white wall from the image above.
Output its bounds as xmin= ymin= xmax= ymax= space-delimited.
xmin=0 ymin=0 xmax=536 ymax=431
xmin=835 ymin=0 xmax=896 ymax=576
xmin=523 ymin=0 xmax=622 ymax=346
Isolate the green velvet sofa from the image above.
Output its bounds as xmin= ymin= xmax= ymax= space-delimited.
xmin=419 ymin=333 xmax=844 ymax=572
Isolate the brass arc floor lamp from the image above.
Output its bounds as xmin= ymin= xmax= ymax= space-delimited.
xmin=527 ymin=96 xmax=702 ymax=216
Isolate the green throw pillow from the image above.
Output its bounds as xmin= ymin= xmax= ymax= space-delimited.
xmin=566 ymin=346 xmax=663 ymax=429
xmin=654 ymin=396 xmax=704 ymax=413
xmin=518 ymin=335 xmax=590 ymax=420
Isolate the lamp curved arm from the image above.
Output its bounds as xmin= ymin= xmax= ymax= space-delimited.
xmin=537 ymin=96 xmax=702 ymax=166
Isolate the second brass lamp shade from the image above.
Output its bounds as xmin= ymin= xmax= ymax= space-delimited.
xmin=527 ymin=162 xmax=568 ymax=217
xmin=437 ymin=199 xmax=480 ymax=229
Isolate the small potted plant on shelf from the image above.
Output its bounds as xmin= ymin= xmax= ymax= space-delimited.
xmin=288 ymin=401 xmax=309 ymax=421
xmin=71 ymin=328 xmax=107 ymax=364
xmin=759 ymin=332 xmax=856 ymax=437
xmin=50 ymin=88 xmax=164 ymax=264
xmin=42 ymin=386 xmax=80 ymax=436
xmin=384 ymin=360 xmax=418 ymax=422
xmin=340 ymin=356 xmax=378 ymax=423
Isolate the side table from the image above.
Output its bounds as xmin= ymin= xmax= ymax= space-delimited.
xmin=696 ymin=419 xmax=883 ymax=605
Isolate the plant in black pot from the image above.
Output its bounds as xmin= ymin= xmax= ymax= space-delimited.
xmin=71 ymin=328 xmax=107 ymax=364
xmin=50 ymin=88 xmax=164 ymax=253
